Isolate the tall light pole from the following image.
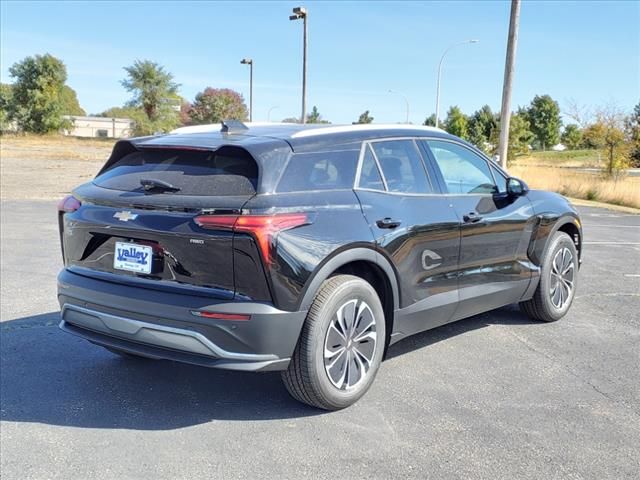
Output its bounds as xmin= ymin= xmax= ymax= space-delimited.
xmin=388 ymin=89 xmax=409 ymax=124
xmin=289 ymin=6 xmax=308 ymax=124
xmin=435 ymin=39 xmax=479 ymax=128
xmin=497 ymin=0 xmax=521 ymax=169
xmin=267 ymin=106 xmax=279 ymax=122
xmin=240 ymin=58 xmax=253 ymax=122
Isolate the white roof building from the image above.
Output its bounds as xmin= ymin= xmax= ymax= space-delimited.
xmin=63 ymin=115 xmax=134 ymax=139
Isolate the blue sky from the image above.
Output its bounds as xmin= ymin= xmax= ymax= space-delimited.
xmin=1 ymin=0 xmax=638 ymax=124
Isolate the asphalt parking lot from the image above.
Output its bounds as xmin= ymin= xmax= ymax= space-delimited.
xmin=1 ymin=201 xmax=639 ymax=479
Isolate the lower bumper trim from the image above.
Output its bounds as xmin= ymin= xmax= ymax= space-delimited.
xmin=61 ymin=304 xmax=277 ymax=362
xmin=60 ymin=320 xmax=290 ymax=372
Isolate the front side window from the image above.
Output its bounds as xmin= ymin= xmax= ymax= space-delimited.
xmin=371 ymin=140 xmax=432 ymax=193
xmin=277 ymin=150 xmax=359 ymax=192
xmin=426 ymin=140 xmax=497 ymax=194
xmin=490 ymin=163 xmax=508 ymax=193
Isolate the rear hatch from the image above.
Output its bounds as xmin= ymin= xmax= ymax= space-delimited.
xmin=61 ymin=145 xmax=259 ymax=299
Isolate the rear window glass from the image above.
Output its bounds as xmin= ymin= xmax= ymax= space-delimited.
xmin=94 ymin=147 xmax=258 ymax=196
xmin=277 ymin=150 xmax=359 ymax=192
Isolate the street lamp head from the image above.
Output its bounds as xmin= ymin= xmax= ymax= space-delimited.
xmin=290 ymin=6 xmax=307 ymax=20
xmin=240 ymin=58 xmax=253 ymax=65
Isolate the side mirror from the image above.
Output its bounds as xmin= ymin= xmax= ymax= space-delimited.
xmin=506 ymin=177 xmax=528 ymax=197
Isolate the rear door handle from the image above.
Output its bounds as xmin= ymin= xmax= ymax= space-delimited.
xmin=463 ymin=212 xmax=483 ymax=223
xmin=376 ymin=217 xmax=402 ymax=229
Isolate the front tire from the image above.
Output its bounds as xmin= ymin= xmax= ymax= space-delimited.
xmin=282 ymin=275 xmax=386 ymax=410
xmin=520 ymin=231 xmax=578 ymax=322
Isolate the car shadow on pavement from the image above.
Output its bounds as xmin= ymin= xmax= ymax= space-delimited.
xmin=1 ymin=306 xmax=537 ymax=430
xmin=385 ymin=303 xmax=536 ymax=360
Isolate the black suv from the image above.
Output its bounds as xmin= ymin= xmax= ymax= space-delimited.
xmin=57 ymin=122 xmax=582 ymax=410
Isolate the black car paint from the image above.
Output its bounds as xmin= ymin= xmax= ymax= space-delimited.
xmin=57 ymin=124 xmax=582 ymax=370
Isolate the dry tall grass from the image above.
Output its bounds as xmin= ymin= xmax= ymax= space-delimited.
xmin=0 ymin=133 xmax=115 ymax=161
xmin=510 ymin=165 xmax=640 ymax=209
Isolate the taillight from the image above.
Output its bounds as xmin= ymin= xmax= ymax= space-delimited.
xmin=194 ymin=213 xmax=311 ymax=266
xmin=57 ymin=195 xmax=81 ymax=213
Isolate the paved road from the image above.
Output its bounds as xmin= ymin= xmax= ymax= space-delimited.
xmin=1 ymin=201 xmax=639 ymax=480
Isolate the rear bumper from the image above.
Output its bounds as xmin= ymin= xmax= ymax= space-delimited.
xmin=57 ymin=269 xmax=307 ymax=371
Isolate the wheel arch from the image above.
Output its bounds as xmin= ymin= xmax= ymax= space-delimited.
xmin=298 ymin=247 xmax=400 ymax=311
xmin=530 ymin=213 xmax=583 ymax=267
xmin=296 ymin=247 xmax=400 ymax=347
xmin=556 ymin=219 xmax=582 ymax=262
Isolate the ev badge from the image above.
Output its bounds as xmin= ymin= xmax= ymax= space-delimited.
xmin=421 ymin=249 xmax=442 ymax=270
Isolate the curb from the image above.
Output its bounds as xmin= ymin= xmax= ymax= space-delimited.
xmin=567 ymin=197 xmax=640 ymax=214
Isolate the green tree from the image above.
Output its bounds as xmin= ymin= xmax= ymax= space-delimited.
xmin=122 ymin=60 xmax=180 ymax=135
xmin=0 ymin=83 xmax=13 ymax=133
xmin=625 ymin=102 xmax=640 ymax=168
xmin=354 ymin=110 xmax=373 ymax=124
xmin=60 ymin=85 xmax=85 ymax=115
xmin=422 ymin=114 xmax=436 ymax=126
xmin=443 ymin=106 xmax=468 ymax=139
xmin=527 ymin=94 xmax=562 ymax=150
xmin=306 ymin=106 xmax=330 ymax=124
xmin=561 ymin=124 xmax=583 ymax=150
xmin=122 ymin=60 xmax=179 ymax=119
xmin=468 ymin=105 xmax=497 ymax=152
xmin=187 ymin=87 xmax=248 ymax=124
xmin=489 ymin=112 xmax=533 ymax=165
xmin=8 ymin=53 xmax=70 ymax=133
xmin=468 ymin=120 xmax=487 ymax=151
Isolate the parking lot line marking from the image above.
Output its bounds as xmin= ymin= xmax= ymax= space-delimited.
xmin=583 ymin=242 xmax=640 ymax=245
xmin=583 ymin=225 xmax=640 ymax=228
xmin=623 ymin=274 xmax=640 ymax=278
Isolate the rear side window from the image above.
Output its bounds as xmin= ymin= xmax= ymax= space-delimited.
xmin=94 ymin=147 xmax=258 ymax=196
xmin=277 ymin=150 xmax=359 ymax=192
xmin=358 ymin=146 xmax=385 ymax=190
xmin=371 ymin=140 xmax=432 ymax=193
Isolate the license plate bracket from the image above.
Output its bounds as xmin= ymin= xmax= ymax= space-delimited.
xmin=113 ymin=241 xmax=153 ymax=274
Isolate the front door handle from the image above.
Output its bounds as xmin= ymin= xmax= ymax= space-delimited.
xmin=463 ymin=212 xmax=483 ymax=223
xmin=376 ymin=217 xmax=402 ymax=229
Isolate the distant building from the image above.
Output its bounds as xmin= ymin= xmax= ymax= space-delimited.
xmin=63 ymin=115 xmax=134 ymax=138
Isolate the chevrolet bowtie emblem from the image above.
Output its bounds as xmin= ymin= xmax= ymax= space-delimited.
xmin=113 ymin=211 xmax=138 ymax=222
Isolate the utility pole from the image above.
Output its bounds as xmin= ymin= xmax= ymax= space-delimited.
xmin=290 ymin=7 xmax=308 ymax=124
xmin=497 ymin=0 xmax=521 ymax=169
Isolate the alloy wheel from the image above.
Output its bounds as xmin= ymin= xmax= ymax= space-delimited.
xmin=550 ymin=247 xmax=575 ymax=309
xmin=323 ymin=299 xmax=378 ymax=391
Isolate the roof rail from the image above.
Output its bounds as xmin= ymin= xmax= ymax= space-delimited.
xmin=221 ymin=120 xmax=249 ymax=134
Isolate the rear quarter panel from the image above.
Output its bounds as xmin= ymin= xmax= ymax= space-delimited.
xmin=243 ymin=190 xmax=375 ymax=311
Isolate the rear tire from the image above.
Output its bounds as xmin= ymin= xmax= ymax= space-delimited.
xmin=520 ymin=231 xmax=578 ymax=322
xmin=282 ymin=275 xmax=386 ymax=410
